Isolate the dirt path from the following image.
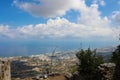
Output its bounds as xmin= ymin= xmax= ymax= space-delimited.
xmin=47 ymin=75 xmax=67 ymax=80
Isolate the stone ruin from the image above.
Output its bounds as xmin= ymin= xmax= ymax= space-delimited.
xmin=0 ymin=60 xmax=11 ymax=80
xmin=97 ymin=63 xmax=116 ymax=80
xmin=65 ymin=63 xmax=116 ymax=80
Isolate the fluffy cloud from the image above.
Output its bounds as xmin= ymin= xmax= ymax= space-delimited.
xmin=92 ymin=0 xmax=106 ymax=6
xmin=99 ymin=0 xmax=106 ymax=6
xmin=1 ymin=0 xmax=117 ymax=40
xmin=0 ymin=17 xmax=118 ymax=40
xmin=0 ymin=25 xmax=14 ymax=38
xmin=13 ymin=0 xmax=106 ymax=18
xmin=112 ymin=11 xmax=120 ymax=25
xmin=13 ymin=0 xmax=81 ymax=17
xmin=77 ymin=1 xmax=111 ymax=37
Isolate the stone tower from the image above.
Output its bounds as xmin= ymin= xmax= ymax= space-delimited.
xmin=0 ymin=60 xmax=11 ymax=80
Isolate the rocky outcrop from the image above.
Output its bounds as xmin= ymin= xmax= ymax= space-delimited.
xmin=65 ymin=71 xmax=81 ymax=80
xmin=65 ymin=63 xmax=116 ymax=80
xmin=64 ymin=72 xmax=73 ymax=80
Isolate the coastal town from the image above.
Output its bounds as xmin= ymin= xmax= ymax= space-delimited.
xmin=0 ymin=50 xmax=78 ymax=80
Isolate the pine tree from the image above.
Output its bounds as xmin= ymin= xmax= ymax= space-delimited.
xmin=76 ymin=48 xmax=104 ymax=80
xmin=111 ymin=45 xmax=120 ymax=80
xmin=110 ymin=34 xmax=120 ymax=80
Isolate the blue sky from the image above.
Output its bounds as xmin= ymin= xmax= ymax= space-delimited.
xmin=0 ymin=0 xmax=120 ymax=56
xmin=0 ymin=0 xmax=119 ymax=26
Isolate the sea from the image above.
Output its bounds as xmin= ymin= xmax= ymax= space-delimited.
xmin=0 ymin=39 xmax=118 ymax=57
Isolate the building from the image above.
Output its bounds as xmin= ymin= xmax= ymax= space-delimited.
xmin=0 ymin=60 xmax=11 ymax=80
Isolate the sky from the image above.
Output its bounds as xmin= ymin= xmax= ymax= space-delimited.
xmin=0 ymin=0 xmax=120 ymax=56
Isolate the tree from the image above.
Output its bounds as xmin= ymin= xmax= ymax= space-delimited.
xmin=111 ymin=45 xmax=120 ymax=80
xmin=76 ymin=48 xmax=104 ymax=80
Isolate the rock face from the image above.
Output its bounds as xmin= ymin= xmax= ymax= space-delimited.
xmin=0 ymin=60 xmax=11 ymax=80
xmin=64 ymin=72 xmax=73 ymax=80
xmin=97 ymin=63 xmax=116 ymax=80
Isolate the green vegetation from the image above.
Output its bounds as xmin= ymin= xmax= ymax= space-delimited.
xmin=76 ymin=48 xmax=104 ymax=80
xmin=111 ymin=45 xmax=120 ymax=80
xmin=70 ymin=65 xmax=78 ymax=74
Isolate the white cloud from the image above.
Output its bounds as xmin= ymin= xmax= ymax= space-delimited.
xmin=0 ymin=25 xmax=14 ymax=38
xmin=112 ymin=11 xmax=120 ymax=25
xmin=0 ymin=17 xmax=118 ymax=40
xmin=0 ymin=0 xmax=116 ymax=41
xmin=99 ymin=0 xmax=106 ymax=6
xmin=13 ymin=0 xmax=81 ymax=18
xmin=92 ymin=0 xmax=106 ymax=6
xmin=78 ymin=2 xmax=110 ymax=35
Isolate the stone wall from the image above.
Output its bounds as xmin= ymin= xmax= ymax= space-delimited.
xmin=0 ymin=60 xmax=11 ymax=80
xmin=97 ymin=63 xmax=116 ymax=80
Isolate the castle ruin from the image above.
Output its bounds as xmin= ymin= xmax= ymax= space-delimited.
xmin=0 ymin=60 xmax=11 ymax=80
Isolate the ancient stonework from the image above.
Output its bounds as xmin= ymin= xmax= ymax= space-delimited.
xmin=0 ymin=60 xmax=11 ymax=80
xmin=97 ymin=63 xmax=116 ymax=80
xmin=64 ymin=63 xmax=117 ymax=80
